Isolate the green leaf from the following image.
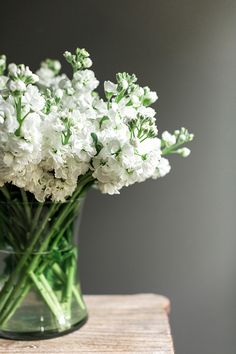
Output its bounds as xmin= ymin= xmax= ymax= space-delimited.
xmin=91 ymin=133 xmax=103 ymax=155
xmin=99 ymin=116 xmax=109 ymax=129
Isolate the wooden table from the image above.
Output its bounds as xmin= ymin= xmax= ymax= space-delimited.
xmin=0 ymin=294 xmax=174 ymax=353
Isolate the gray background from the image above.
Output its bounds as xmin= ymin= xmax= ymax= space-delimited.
xmin=1 ymin=1 xmax=236 ymax=353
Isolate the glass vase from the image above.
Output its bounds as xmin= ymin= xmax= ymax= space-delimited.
xmin=0 ymin=174 xmax=93 ymax=340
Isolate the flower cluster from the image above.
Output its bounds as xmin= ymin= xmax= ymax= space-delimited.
xmin=0 ymin=48 xmax=193 ymax=201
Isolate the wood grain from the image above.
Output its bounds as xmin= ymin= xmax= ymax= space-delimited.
xmin=0 ymin=294 xmax=174 ymax=353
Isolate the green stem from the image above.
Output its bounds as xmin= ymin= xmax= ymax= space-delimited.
xmin=37 ymin=188 xmax=87 ymax=275
xmin=0 ymin=186 xmax=11 ymax=200
xmin=38 ymin=274 xmax=69 ymax=327
xmin=15 ymin=96 xmax=23 ymax=137
xmin=20 ymin=190 xmax=32 ymax=224
xmin=162 ymin=140 xmax=186 ymax=155
xmin=0 ymin=173 xmax=93 ymax=325
xmin=52 ymin=263 xmax=85 ymax=310
xmin=64 ymin=250 xmax=76 ymax=319
xmin=31 ymin=203 xmax=44 ymax=233
xmin=0 ymin=284 xmax=31 ymax=326
xmin=0 ymin=203 xmax=58 ymax=312
xmin=37 ymin=216 xmax=74 ymax=275
xmin=30 ymin=272 xmax=66 ymax=326
xmin=0 ymin=269 xmax=68 ymax=328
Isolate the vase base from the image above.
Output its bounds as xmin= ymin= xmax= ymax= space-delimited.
xmin=0 ymin=315 xmax=88 ymax=341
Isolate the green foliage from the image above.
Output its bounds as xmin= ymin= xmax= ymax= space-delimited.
xmin=91 ymin=132 xmax=103 ymax=155
xmin=64 ymin=48 xmax=92 ymax=72
xmin=129 ymin=115 xmax=157 ymax=141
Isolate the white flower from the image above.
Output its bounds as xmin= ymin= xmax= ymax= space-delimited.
xmin=0 ymin=76 xmax=8 ymax=90
xmin=0 ymin=48 xmax=193 ymax=201
xmin=30 ymin=73 xmax=39 ymax=83
xmin=55 ymin=88 xmax=63 ymax=99
xmin=5 ymin=114 xmax=19 ymax=133
xmin=137 ymin=137 xmax=161 ymax=155
xmin=72 ymin=70 xmax=99 ymax=92
xmin=153 ymin=157 xmax=171 ymax=178
xmin=162 ymin=131 xmax=176 ymax=145
xmin=36 ymin=67 xmax=55 ymax=87
xmin=133 ymin=86 xmax=144 ymax=97
xmin=112 ymin=97 xmax=137 ymax=121
xmin=141 ymin=87 xmax=158 ymax=106
xmin=0 ymin=100 xmax=18 ymax=133
xmin=97 ymin=182 xmax=120 ymax=194
xmin=138 ymin=106 xmax=156 ymax=118
xmin=8 ymin=79 xmax=26 ymax=92
xmin=122 ymin=106 xmax=137 ymax=120
xmin=130 ymin=94 xmax=140 ymax=106
xmin=3 ymin=152 xmax=14 ymax=166
xmin=21 ymin=112 xmax=42 ymax=141
xmin=23 ymin=85 xmax=45 ymax=112
xmin=104 ymin=81 xmax=117 ymax=94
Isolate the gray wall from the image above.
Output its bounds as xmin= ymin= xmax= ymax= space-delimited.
xmin=1 ymin=1 xmax=236 ymax=353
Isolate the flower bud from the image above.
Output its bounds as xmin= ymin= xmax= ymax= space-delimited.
xmin=189 ymin=133 xmax=194 ymax=141
xmin=179 ymin=134 xmax=187 ymax=143
xmin=121 ymin=79 xmax=128 ymax=90
xmin=177 ymin=147 xmax=191 ymax=157
xmin=146 ymin=91 xmax=158 ymax=103
xmin=83 ymin=57 xmax=92 ymax=68
xmin=162 ymin=131 xmax=176 ymax=145
xmin=8 ymin=63 xmax=18 ymax=77
xmin=31 ymin=74 xmax=39 ymax=83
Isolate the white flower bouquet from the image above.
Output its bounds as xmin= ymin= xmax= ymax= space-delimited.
xmin=0 ymin=48 xmax=193 ymax=339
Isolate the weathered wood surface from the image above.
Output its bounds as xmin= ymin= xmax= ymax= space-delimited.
xmin=0 ymin=294 xmax=174 ymax=353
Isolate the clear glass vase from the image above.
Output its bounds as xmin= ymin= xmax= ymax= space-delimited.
xmin=0 ymin=174 xmax=93 ymax=340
